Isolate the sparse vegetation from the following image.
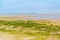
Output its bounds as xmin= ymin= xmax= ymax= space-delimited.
xmin=0 ymin=20 xmax=60 ymax=40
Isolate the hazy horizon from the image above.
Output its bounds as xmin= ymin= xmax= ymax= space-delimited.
xmin=0 ymin=13 xmax=60 ymax=19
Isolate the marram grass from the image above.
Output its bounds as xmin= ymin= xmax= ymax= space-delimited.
xmin=0 ymin=20 xmax=60 ymax=40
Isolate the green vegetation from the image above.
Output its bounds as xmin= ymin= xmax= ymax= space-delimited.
xmin=0 ymin=20 xmax=60 ymax=32
xmin=0 ymin=20 xmax=60 ymax=40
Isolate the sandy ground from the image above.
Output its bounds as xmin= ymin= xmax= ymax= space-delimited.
xmin=0 ymin=32 xmax=17 ymax=40
xmin=0 ymin=17 xmax=60 ymax=40
xmin=47 ymin=35 xmax=60 ymax=40
xmin=0 ymin=32 xmax=35 ymax=40
xmin=0 ymin=32 xmax=59 ymax=40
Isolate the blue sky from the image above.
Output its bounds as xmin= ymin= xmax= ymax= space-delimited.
xmin=0 ymin=0 xmax=60 ymax=14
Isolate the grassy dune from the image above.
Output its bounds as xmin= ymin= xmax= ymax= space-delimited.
xmin=0 ymin=20 xmax=60 ymax=40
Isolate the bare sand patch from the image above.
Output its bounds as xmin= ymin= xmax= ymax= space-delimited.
xmin=47 ymin=36 xmax=60 ymax=40
xmin=0 ymin=32 xmax=16 ymax=40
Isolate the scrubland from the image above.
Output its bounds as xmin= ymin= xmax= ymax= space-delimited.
xmin=0 ymin=20 xmax=60 ymax=40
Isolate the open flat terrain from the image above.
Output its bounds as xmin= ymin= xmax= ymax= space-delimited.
xmin=0 ymin=15 xmax=60 ymax=40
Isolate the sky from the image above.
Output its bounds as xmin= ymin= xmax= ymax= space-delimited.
xmin=0 ymin=0 xmax=60 ymax=14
